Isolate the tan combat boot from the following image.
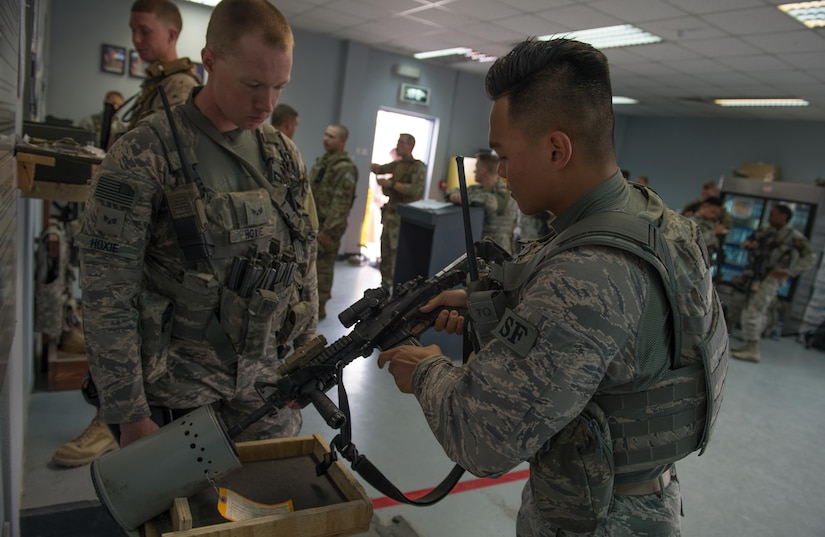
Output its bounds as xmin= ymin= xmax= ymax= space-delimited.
xmin=52 ymin=415 xmax=118 ymax=467
xmin=731 ymin=340 xmax=760 ymax=362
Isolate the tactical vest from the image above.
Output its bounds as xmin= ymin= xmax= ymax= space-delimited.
xmin=754 ymin=225 xmax=805 ymax=276
xmin=127 ymin=58 xmax=200 ymax=130
xmin=138 ymin=107 xmax=315 ymax=371
xmin=493 ymin=186 xmax=729 ymax=476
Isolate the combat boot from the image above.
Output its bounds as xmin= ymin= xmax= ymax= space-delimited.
xmin=731 ymin=340 xmax=760 ymax=362
xmin=52 ymin=415 xmax=118 ymax=467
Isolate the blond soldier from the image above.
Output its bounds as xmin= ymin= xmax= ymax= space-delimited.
xmin=75 ymin=0 xmax=317 ymax=447
xmin=125 ymin=0 xmax=200 ymax=129
xmin=370 ymin=134 xmax=425 ymax=289
xmin=52 ymin=0 xmax=203 ymax=468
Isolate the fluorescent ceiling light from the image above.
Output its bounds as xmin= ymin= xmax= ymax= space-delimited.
xmin=714 ymin=98 xmax=809 ymax=107
xmin=778 ymin=1 xmax=825 ymax=28
xmin=414 ymin=47 xmax=472 ymax=59
xmin=538 ymin=24 xmax=662 ymax=49
xmin=185 ymin=0 xmax=219 ymax=5
xmin=612 ymin=96 xmax=639 ymax=105
xmin=414 ymin=47 xmax=496 ymax=63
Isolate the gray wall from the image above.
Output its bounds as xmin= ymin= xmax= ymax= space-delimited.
xmin=614 ymin=116 xmax=825 ymax=212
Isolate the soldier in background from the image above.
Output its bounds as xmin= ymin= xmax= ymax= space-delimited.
xmin=445 ymin=151 xmax=516 ymax=254
xmin=74 ymin=0 xmax=317 ymax=450
xmin=370 ymin=134 xmax=426 ymax=290
xmin=76 ymin=90 xmax=127 ymax=149
xmin=309 ymin=124 xmax=358 ymax=319
xmin=682 ymin=180 xmax=732 ymax=228
xmin=732 ymin=204 xmax=815 ymax=362
xmin=123 ymin=0 xmax=200 ymax=130
xmin=689 ymin=196 xmax=728 ymax=266
xmin=271 ymin=103 xmax=299 ymax=139
xmin=52 ymin=0 xmax=202 ymax=468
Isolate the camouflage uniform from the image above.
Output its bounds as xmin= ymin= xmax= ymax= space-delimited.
xmin=77 ymin=112 xmax=128 ymax=149
xmin=309 ymin=150 xmax=358 ymax=315
xmin=373 ymin=159 xmax=426 ymax=288
xmin=740 ymin=224 xmax=815 ymax=341
xmin=446 ymin=178 xmax=517 ymax=254
xmin=681 ymin=197 xmax=732 ymax=228
xmin=126 ymin=58 xmax=201 ymax=130
xmin=412 ymin=172 xmax=715 ymax=536
xmin=76 ymin=89 xmax=318 ymax=442
xmin=690 ymin=214 xmax=723 ymax=259
xmin=518 ymin=211 xmax=551 ymax=241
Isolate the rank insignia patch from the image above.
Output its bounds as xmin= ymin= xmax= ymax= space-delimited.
xmin=96 ymin=208 xmax=126 ymax=237
xmin=494 ymin=308 xmax=538 ymax=357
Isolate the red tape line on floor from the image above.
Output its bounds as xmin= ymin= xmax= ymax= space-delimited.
xmin=371 ymin=468 xmax=530 ymax=509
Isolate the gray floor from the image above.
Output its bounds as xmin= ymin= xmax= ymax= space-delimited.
xmin=22 ymin=261 xmax=825 ymax=536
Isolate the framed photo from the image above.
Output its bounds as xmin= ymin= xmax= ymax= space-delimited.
xmin=192 ymin=62 xmax=205 ymax=83
xmin=101 ymin=44 xmax=126 ymax=75
xmin=129 ymin=49 xmax=147 ymax=78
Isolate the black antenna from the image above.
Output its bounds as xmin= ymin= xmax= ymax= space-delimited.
xmin=456 ymin=156 xmax=479 ymax=281
xmin=157 ymin=85 xmax=201 ymax=189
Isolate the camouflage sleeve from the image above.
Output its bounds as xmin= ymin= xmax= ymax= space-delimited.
xmin=466 ymin=188 xmax=500 ymax=219
xmin=320 ymin=161 xmax=358 ymax=239
xmin=411 ymin=247 xmax=652 ymax=477
xmin=790 ymin=232 xmax=817 ymax=276
xmin=406 ymin=160 xmax=426 ymax=200
xmin=288 ymin=141 xmax=319 ymax=348
xmin=720 ymin=206 xmax=733 ymax=229
xmin=77 ymin=126 xmax=170 ymax=424
xmin=149 ymin=72 xmax=199 ymax=112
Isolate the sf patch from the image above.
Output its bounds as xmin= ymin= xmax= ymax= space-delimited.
xmin=494 ymin=308 xmax=538 ymax=357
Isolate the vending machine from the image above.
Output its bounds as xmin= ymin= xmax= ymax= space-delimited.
xmin=719 ymin=176 xmax=825 ymax=334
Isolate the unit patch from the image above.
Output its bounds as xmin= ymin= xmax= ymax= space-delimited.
xmin=494 ymin=308 xmax=538 ymax=357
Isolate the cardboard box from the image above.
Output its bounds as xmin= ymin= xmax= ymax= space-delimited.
xmin=735 ymin=162 xmax=781 ymax=182
xmin=143 ymin=434 xmax=373 ymax=537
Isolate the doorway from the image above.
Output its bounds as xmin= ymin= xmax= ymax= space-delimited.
xmin=359 ymin=108 xmax=438 ymax=263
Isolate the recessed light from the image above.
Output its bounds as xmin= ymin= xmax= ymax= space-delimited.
xmin=538 ymin=24 xmax=662 ymax=49
xmin=714 ymin=98 xmax=809 ymax=107
xmin=778 ymin=1 xmax=825 ymax=28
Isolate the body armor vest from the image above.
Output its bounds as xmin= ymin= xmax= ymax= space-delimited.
xmin=139 ymin=108 xmax=315 ymax=366
xmin=496 ymin=186 xmax=729 ymax=478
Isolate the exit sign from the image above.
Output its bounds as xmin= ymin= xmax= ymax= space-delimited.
xmin=400 ymin=83 xmax=430 ymax=105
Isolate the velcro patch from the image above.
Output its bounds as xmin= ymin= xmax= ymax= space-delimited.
xmin=74 ymin=234 xmax=139 ymax=260
xmin=229 ymin=224 xmax=274 ymax=243
xmin=94 ymin=176 xmax=136 ymax=208
xmin=493 ymin=308 xmax=538 ymax=358
xmin=95 ymin=207 xmax=126 ymax=237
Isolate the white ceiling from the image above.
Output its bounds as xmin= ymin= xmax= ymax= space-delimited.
xmin=271 ymin=0 xmax=825 ymax=121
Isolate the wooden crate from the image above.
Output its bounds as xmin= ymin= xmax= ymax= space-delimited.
xmin=46 ymin=341 xmax=88 ymax=392
xmin=143 ymin=433 xmax=373 ymax=537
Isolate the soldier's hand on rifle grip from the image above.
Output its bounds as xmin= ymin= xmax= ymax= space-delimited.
xmin=419 ymin=289 xmax=469 ymax=335
xmin=378 ymin=344 xmax=443 ymax=394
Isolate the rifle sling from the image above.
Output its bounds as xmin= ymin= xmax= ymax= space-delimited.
xmin=319 ymin=361 xmax=466 ymax=506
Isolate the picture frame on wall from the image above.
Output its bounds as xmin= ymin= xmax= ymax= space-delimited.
xmin=101 ymin=44 xmax=126 ymax=75
xmin=129 ymin=49 xmax=147 ymax=78
xmin=192 ymin=62 xmax=205 ymax=83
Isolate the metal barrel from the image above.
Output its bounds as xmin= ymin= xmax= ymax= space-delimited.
xmin=91 ymin=405 xmax=241 ymax=531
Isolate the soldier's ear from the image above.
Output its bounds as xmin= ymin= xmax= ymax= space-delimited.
xmin=202 ymin=48 xmax=216 ymax=73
